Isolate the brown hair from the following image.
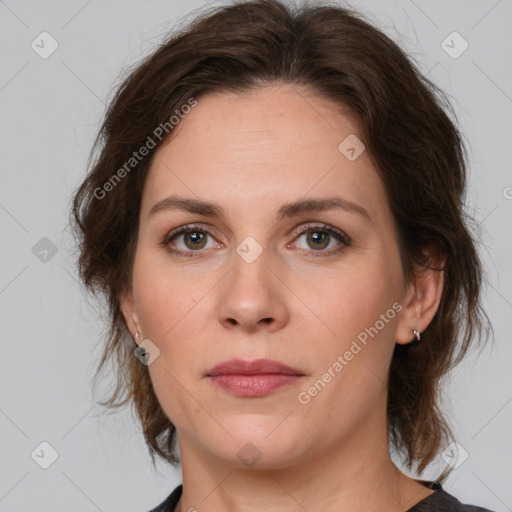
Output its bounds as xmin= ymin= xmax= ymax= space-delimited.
xmin=69 ymin=0 xmax=491 ymax=481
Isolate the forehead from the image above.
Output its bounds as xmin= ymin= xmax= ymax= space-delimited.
xmin=141 ymin=84 xmax=390 ymax=226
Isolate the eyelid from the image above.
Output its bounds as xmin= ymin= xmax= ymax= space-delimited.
xmin=161 ymin=223 xmax=220 ymax=247
xmin=287 ymin=222 xmax=352 ymax=257
xmin=292 ymin=222 xmax=351 ymax=244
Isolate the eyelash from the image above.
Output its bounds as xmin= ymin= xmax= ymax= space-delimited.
xmin=160 ymin=223 xmax=352 ymax=259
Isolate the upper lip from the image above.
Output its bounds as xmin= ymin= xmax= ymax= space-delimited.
xmin=206 ymin=358 xmax=304 ymax=376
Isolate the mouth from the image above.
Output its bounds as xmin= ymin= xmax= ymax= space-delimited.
xmin=205 ymin=358 xmax=305 ymax=398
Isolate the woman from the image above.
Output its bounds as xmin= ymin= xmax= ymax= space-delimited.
xmin=70 ymin=0 xmax=496 ymax=510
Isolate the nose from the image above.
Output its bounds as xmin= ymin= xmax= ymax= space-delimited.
xmin=216 ymin=247 xmax=290 ymax=333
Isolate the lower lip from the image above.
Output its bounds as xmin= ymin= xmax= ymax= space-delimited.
xmin=208 ymin=374 xmax=304 ymax=397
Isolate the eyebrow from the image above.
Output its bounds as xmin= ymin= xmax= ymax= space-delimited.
xmin=148 ymin=195 xmax=371 ymax=222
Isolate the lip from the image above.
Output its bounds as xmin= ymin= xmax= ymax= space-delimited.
xmin=206 ymin=358 xmax=304 ymax=377
xmin=206 ymin=358 xmax=305 ymax=398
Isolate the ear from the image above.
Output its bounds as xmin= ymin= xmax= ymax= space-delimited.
xmin=120 ymin=289 xmax=142 ymax=344
xmin=394 ymin=247 xmax=445 ymax=345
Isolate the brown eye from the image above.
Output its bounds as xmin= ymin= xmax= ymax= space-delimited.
xmin=162 ymin=224 xmax=220 ymax=257
xmin=182 ymin=230 xmax=208 ymax=250
xmin=305 ymin=230 xmax=330 ymax=250
xmin=291 ymin=223 xmax=351 ymax=258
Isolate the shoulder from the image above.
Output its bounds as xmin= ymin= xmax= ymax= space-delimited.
xmin=409 ymin=486 xmax=497 ymax=512
xmin=147 ymin=484 xmax=182 ymax=512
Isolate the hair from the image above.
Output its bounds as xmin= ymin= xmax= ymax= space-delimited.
xmin=69 ymin=0 xmax=491 ymax=482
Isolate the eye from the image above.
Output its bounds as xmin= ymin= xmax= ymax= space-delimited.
xmin=161 ymin=222 xmax=351 ymax=259
xmin=161 ymin=224 xmax=221 ymax=257
xmin=289 ymin=223 xmax=351 ymax=257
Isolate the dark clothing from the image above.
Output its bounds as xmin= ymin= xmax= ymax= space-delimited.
xmin=148 ymin=479 xmax=496 ymax=511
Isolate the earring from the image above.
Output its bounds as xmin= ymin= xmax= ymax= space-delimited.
xmin=410 ymin=329 xmax=421 ymax=345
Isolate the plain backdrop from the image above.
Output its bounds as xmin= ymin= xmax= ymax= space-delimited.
xmin=0 ymin=1 xmax=511 ymax=511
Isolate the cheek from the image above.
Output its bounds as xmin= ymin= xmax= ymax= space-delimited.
xmin=133 ymin=246 xmax=207 ymax=338
xmin=311 ymin=259 xmax=400 ymax=339
xmin=295 ymin=277 xmax=398 ymax=436
xmin=303 ymin=255 xmax=401 ymax=398
xmin=133 ymin=261 xmax=210 ymax=429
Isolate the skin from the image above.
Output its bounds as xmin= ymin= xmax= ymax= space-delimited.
xmin=121 ymin=84 xmax=445 ymax=512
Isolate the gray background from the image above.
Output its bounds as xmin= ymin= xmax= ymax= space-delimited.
xmin=0 ymin=1 xmax=511 ymax=511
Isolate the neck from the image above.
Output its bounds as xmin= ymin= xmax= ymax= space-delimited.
xmin=174 ymin=395 xmax=433 ymax=512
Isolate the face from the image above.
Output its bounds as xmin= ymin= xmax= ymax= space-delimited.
xmin=121 ymin=84 xmax=422 ymax=469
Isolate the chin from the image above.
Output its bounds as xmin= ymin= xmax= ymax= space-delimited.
xmin=201 ymin=416 xmax=306 ymax=469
